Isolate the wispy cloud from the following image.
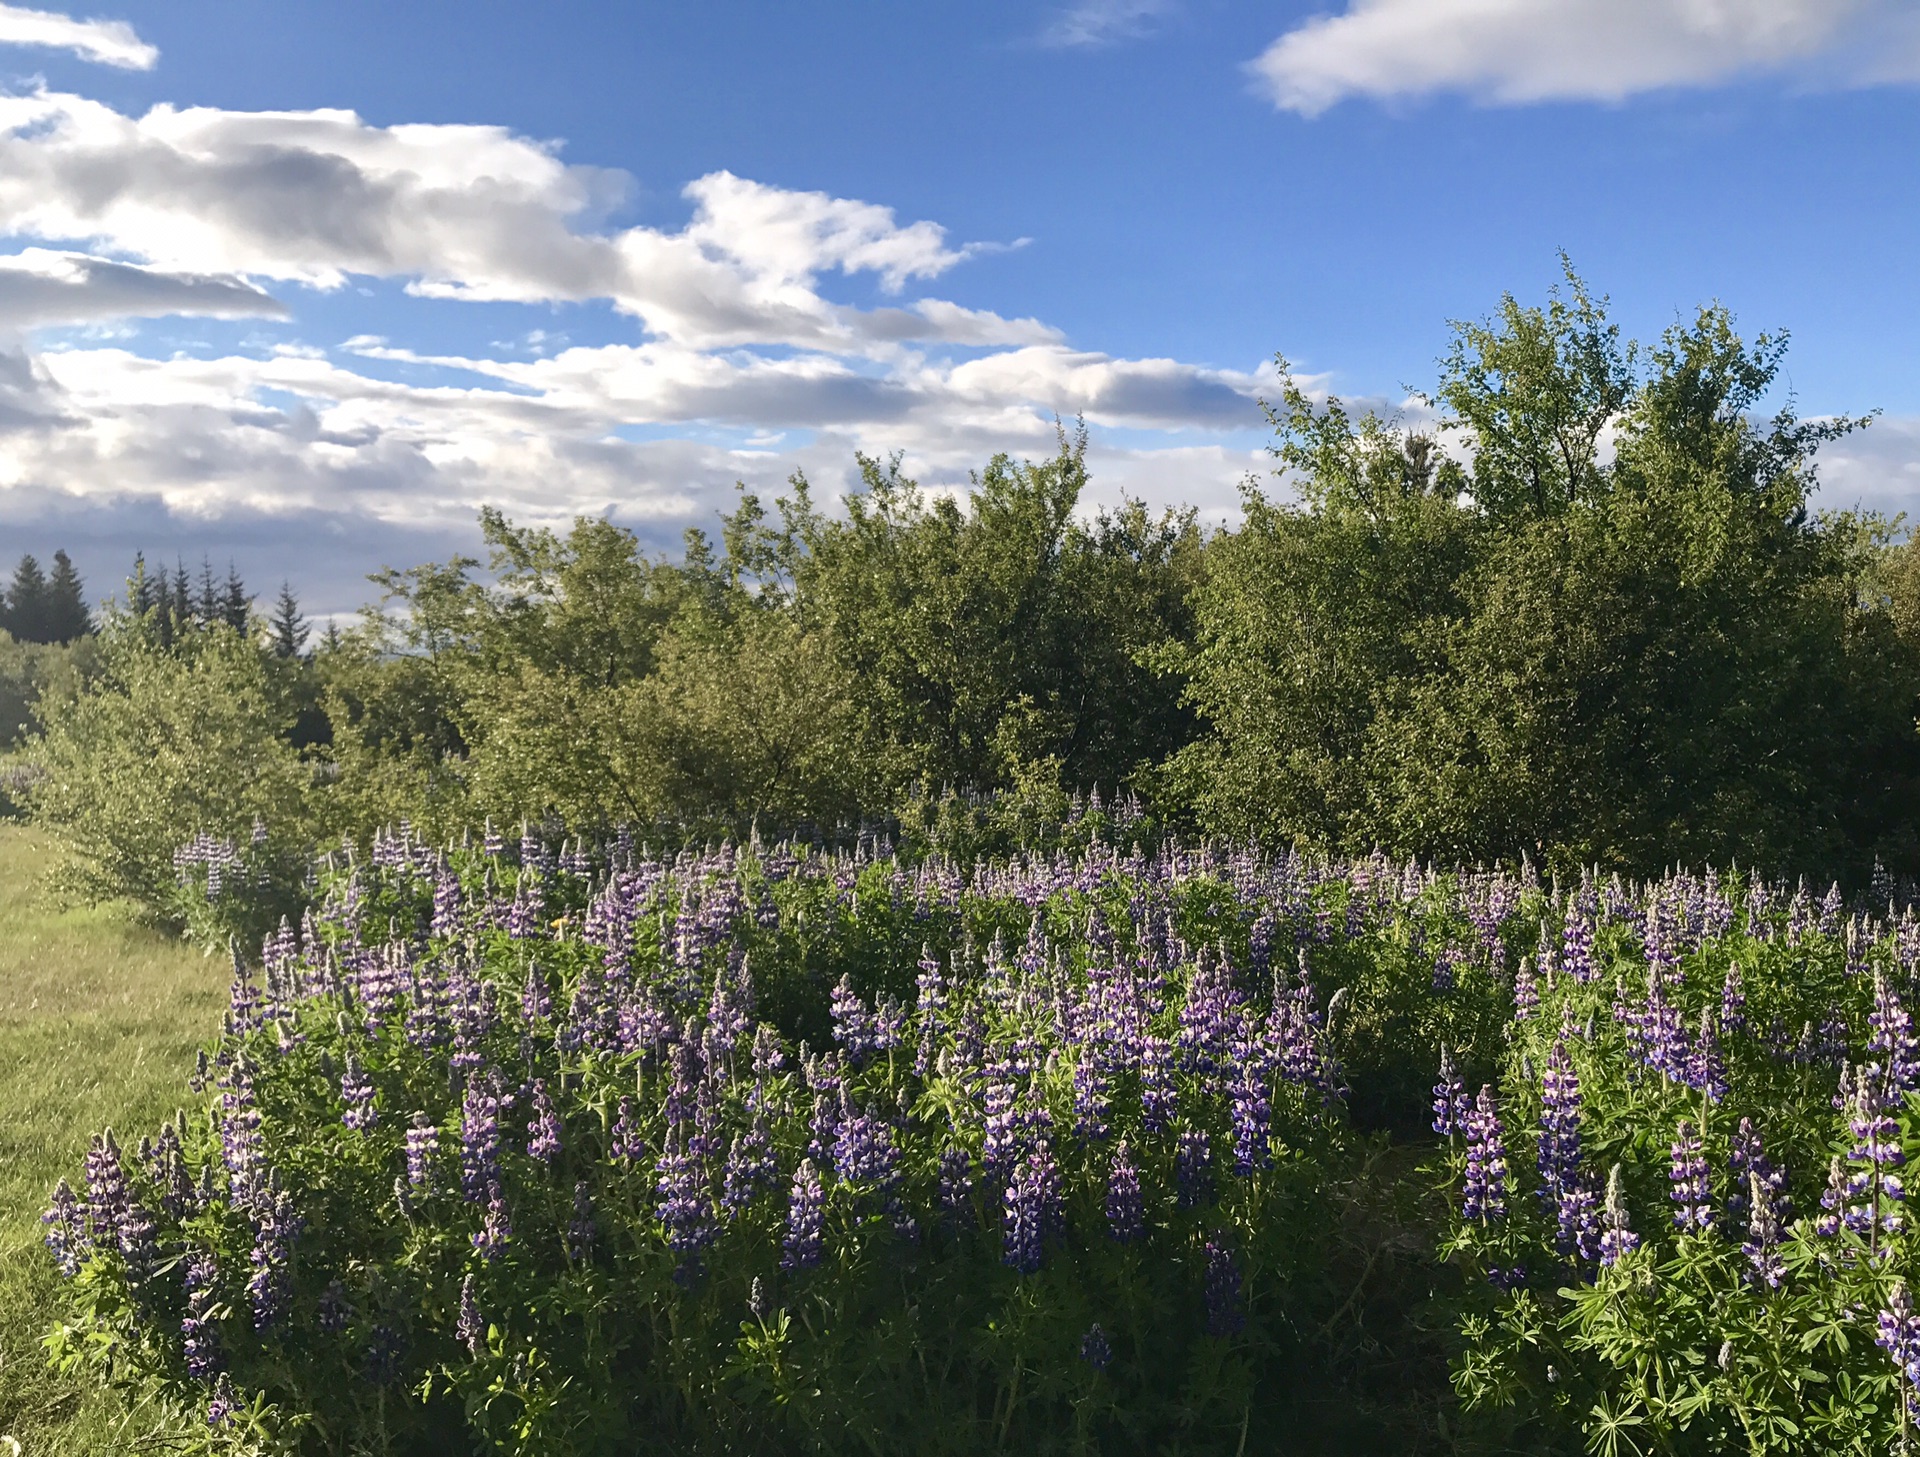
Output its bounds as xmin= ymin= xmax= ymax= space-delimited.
xmin=1250 ymin=0 xmax=1920 ymax=115
xmin=1040 ymin=0 xmax=1175 ymax=50
xmin=0 ymin=3 xmax=156 ymax=69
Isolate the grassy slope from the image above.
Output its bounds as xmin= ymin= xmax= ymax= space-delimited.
xmin=0 ymin=824 xmax=225 ymax=1453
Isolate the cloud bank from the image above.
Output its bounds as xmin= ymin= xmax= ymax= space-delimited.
xmin=0 ymin=2 xmax=155 ymax=69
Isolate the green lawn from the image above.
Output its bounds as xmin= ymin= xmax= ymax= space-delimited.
xmin=0 ymin=824 xmax=226 ymax=1453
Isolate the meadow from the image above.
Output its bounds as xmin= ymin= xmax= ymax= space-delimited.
xmin=0 ymin=825 xmax=223 ymax=1454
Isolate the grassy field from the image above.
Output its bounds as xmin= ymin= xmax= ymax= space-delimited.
xmin=0 ymin=824 xmax=226 ymax=1453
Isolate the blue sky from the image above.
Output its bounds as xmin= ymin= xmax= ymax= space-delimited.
xmin=0 ymin=0 xmax=1916 ymax=611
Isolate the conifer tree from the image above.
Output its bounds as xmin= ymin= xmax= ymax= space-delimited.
xmin=222 ymin=563 xmax=250 ymax=633
xmin=128 ymin=552 xmax=157 ymax=617
xmin=269 ymin=581 xmax=308 ymax=658
xmin=196 ymin=558 xmax=220 ymax=625
xmin=44 ymin=549 xmax=90 ymax=642
xmin=170 ymin=561 xmax=191 ymax=627
xmin=7 ymin=553 xmax=49 ymax=642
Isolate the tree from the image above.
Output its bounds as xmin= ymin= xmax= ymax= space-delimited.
xmin=270 ymin=582 xmax=309 ymax=658
xmin=43 ymin=550 xmax=90 ymax=643
xmin=5 ymin=554 xmax=49 ymax=643
xmin=222 ymin=563 xmax=249 ymax=633
xmin=170 ymin=561 xmax=191 ymax=626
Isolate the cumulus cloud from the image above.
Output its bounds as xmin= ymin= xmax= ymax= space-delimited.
xmin=0 ymin=91 xmax=1053 ymax=353
xmin=0 ymin=3 xmax=155 ymax=69
xmin=1251 ymin=0 xmax=1920 ymax=114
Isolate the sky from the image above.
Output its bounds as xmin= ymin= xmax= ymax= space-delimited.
xmin=0 ymin=0 xmax=1917 ymax=613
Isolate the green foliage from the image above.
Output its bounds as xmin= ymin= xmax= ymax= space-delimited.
xmin=14 ymin=622 xmax=315 ymax=917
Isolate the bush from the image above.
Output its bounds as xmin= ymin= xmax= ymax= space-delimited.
xmin=15 ymin=622 xmax=315 ymax=924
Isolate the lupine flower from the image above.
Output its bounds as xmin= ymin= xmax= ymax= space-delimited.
xmin=1106 ymin=1141 xmax=1144 ymax=1244
xmin=829 ymin=975 xmax=875 ymax=1062
xmin=1877 ymin=1282 xmax=1920 ymax=1409
xmin=181 ymin=1247 xmax=222 ymax=1380
xmin=1742 ymin=1171 xmax=1786 ymax=1289
xmin=461 ymin=1074 xmax=503 ymax=1202
xmin=566 ymin=1181 xmax=596 ymax=1261
xmin=1599 ymin=1165 xmax=1640 ymax=1267
xmin=472 ymin=1179 xmax=511 ymax=1262
xmin=1727 ymin=1117 xmax=1784 ymax=1230
xmin=521 ymin=965 xmax=551 ymax=1023
xmin=316 ymin=1280 xmax=351 ymax=1333
xmin=366 ymin=1324 xmax=406 ymax=1386
xmin=1845 ymin=1064 xmax=1906 ymax=1235
xmin=831 ymin=1103 xmax=901 ymax=1189
xmin=1080 ymin=1323 xmax=1112 ymax=1372
xmin=938 ymin=1144 xmax=973 ymax=1219
xmin=1512 ymin=956 xmax=1537 ymax=1021
xmin=1002 ymin=1139 xmax=1062 ymax=1275
xmin=41 ymin=1179 xmax=87 ymax=1277
xmin=782 ymin=1160 xmax=825 ymax=1270
xmin=1817 ymin=1154 xmax=1848 ymax=1239
xmin=1228 ymin=1038 xmax=1272 ymax=1176
xmin=1872 ymin=972 xmax=1920 ymax=1092
xmin=526 ymin=1079 xmax=561 ymax=1163
xmin=1203 ymin=1239 xmax=1244 ymax=1336
xmin=1462 ymin=1086 xmax=1507 ymax=1224
xmin=405 ymin=1116 xmax=439 ymax=1196
xmin=1432 ymin=1046 xmax=1469 ymax=1137
xmin=722 ymin=1118 xmax=778 ymax=1212
xmin=340 ymin=1052 xmax=377 ymax=1132
xmin=458 ymin=1274 xmax=485 ymax=1355
xmin=611 ymin=1097 xmax=645 ymax=1164
xmin=1669 ymin=1121 xmax=1711 ymax=1232
xmin=1720 ymin=962 xmax=1747 ymax=1034
xmin=1072 ymin=1054 xmax=1110 ymax=1142
xmin=206 ymin=1373 xmax=238 ymax=1428
xmin=655 ymin=1130 xmax=716 ymax=1273
xmin=247 ymin=1179 xmax=302 ymax=1330
xmin=1175 ymin=1128 xmax=1214 ymax=1210
xmin=1139 ymin=1035 xmax=1176 ymax=1133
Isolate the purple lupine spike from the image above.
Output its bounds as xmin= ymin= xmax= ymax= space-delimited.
xmin=458 ymin=1272 xmax=485 ymax=1355
xmin=41 ymin=1178 xmax=89 ymax=1277
xmin=723 ymin=1117 xmax=778 ymax=1212
xmin=1727 ymin=1117 xmax=1784 ymax=1230
xmin=1845 ymin=1065 xmax=1907 ymax=1235
xmin=521 ymin=965 xmax=551 ymax=1023
xmin=1512 ymin=956 xmax=1538 ymax=1021
xmin=246 ymin=1178 xmax=302 ymax=1330
xmin=341 ymin=1052 xmax=377 ymax=1132
xmin=206 ymin=1373 xmax=238 ymax=1428
xmin=472 ymin=1179 xmax=511 ymax=1262
xmin=1432 ymin=1046 xmax=1469 ymax=1137
xmin=1072 ymin=1053 xmax=1110 ymax=1142
xmin=526 ymin=1079 xmax=561 ymax=1163
xmin=181 ymin=1247 xmax=222 ymax=1380
xmin=938 ymin=1143 xmax=974 ymax=1220
xmin=1080 ymin=1323 xmax=1112 ymax=1372
xmin=655 ymin=1129 xmax=716 ymax=1276
xmin=1106 ymin=1141 xmax=1144 ymax=1244
xmin=1669 ymin=1121 xmax=1711 ymax=1232
xmin=611 ymin=1096 xmax=645 ymax=1164
xmin=1817 ymin=1154 xmax=1848 ymax=1238
xmin=1228 ymin=1035 xmax=1272 ymax=1176
xmin=1878 ymin=1283 xmax=1920 ymax=1411
xmin=566 ymin=1181 xmax=597 ymax=1261
xmin=431 ymin=870 xmax=462 ymax=940
xmin=829 ymin=974 xmax=875 ymax=1062
xmin=1203 ymin=1239 xmax=1244 ymax=1336
xmin=1002 ymin=1139 xmax=1061 ymax=1274
xmin=405 ymin=1116 xmax=438 ymax=1196
xmin=1175 ymin=1128 xmax=1213 ymax=1210
xmin=1685 ymin=1009 xmax=1729 ymax=1103
xmin=1599 ymin=1165 xmax=1640 ymax=1266
xmin=460 ymin=1075 xmax=502 ymax=1202
xmin=831 ymin=1102 xmax=901 ymax=1189
xmin=1741 ymin=1171 xmax=1786 ymax=1289
xmin=1139 ymin=1035 xmax=1176 ymax=1133
xmin=316 ymin=1279 xmax=352 ymax=1333
xmin=1462 ymin=1086 xmax=1507 ymax=1224
xmin=1719 ymin=962 xmax=1747 ymax=1035
xmin=1872 ymin=972 xmax=1920 ymax=1092
xmin=782 ymin=1159 xmax=825 ymax=1270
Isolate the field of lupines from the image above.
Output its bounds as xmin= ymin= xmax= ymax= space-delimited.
xmin=37 ymin=815 xmax=1920 ymax=1454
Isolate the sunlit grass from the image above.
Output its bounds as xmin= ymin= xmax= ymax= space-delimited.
xmin=0 ymin=824 xmax=224 ymax=1452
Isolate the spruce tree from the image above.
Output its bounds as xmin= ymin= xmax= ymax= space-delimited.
xmin=7 ymin=554 xmax=49 ymax=642
xmin=196 ymin=558 xmax=220 ymax=625
xmin=171 ymin=561 xmax=191 ymax=627
xmin=222 ymin=563 xmax=250 ymax=633
xmin=128 ymin=552 xmax=157 ymax=617
xmin=269 ymin=582 xmax=308 ymax=658
xmin=44 ymin=550 xmax=89 ymax=642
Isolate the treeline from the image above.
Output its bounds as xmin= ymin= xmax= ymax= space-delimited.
xmin=9 ymin=269 xmax=1920 ymax=914
xmin=0 ymin=549 xmax=90 ymax=644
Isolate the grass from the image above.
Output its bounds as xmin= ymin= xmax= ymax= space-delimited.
xmin=0 ymin=823 xmax=226 ymax=1453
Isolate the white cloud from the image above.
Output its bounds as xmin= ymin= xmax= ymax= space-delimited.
xmin=0 ymin=3 xmax=155 ymax=69
xmin=1251 ymin=0 xmax=1920 ymax=114
xmin=1041 ymin=0 xmax=1176 ymax=48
